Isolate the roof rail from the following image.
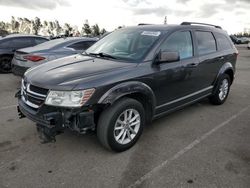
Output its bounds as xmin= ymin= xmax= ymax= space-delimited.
xmin=181 ymin=22 xmax=222 ymax=29
xmin=138 ymin=23 xmax=153 ymax=26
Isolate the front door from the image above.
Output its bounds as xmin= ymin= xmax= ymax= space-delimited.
xmin=152 ymin=30 xmax=206 ymax=114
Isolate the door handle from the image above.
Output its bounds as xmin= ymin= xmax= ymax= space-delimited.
xmin=187 ymin=62 xmax=198 ymax=68
xmin=218 ymin=56 xmax=224 ymax=60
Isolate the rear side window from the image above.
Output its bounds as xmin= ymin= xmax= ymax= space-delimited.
xmin=160 ymin=31 xmax=193 ymax=60
xmin=215 ymin=33 xmax=232 ymax=51
xmin=0 ymin=40 xmax=10 ymax=48
xmin=11 ymin=38 xmax=34 ymax=48
xmin=68 ymin=41 xmax=96 ymax=50
xmin=195 ymin=31 xmax=216 ymax=55
xmin=34 ymin=38 xmax=48 ymax=45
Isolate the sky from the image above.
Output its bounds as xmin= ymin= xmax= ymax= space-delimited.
xmin=0 ymin=0 xmax=250 ymax=34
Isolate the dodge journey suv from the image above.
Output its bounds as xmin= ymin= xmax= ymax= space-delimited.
xmin=17 ymin=22 xmax=238 ymax=152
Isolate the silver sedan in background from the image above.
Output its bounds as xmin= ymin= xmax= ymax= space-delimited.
xmin=12 ymin=37 xmax=98 ymax=76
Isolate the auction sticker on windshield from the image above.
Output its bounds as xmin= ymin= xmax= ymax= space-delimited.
xmin=141 ymin=31 xmax=161 ymax=36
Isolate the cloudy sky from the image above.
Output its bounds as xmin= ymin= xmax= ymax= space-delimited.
xmin=0 ymin=0 xmax=249 ymax=34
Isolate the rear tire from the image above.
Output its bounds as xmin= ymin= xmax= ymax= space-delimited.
xmin=209 ymin=74 xmax=231 ymax=105
xmin=0 ymin=56 xmax=13 ymax=73
xmin=97 ymin=98 xmax=145 ymax=152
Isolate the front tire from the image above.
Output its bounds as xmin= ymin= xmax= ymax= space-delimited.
xmin=209 ymin=74 xmax=231 ymax=105
xmin=97 ymin=98 xmax=145 ymax=152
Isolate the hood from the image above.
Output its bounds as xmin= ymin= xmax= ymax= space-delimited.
xmin=25 ymin=54 xmax=136 ymax=90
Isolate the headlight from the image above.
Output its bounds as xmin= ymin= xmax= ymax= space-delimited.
xmin=45 ymin=89 xmax=95 ymax=107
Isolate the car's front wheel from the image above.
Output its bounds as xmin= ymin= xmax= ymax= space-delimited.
xmin=97 ymin=98 xmax=145 ymax=152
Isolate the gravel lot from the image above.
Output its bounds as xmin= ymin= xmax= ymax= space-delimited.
xmin=0 ymin=45 xmax=250 ymax=188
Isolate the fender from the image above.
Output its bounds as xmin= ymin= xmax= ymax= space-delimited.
xmin=214 ymin=62 xmax=235 ymax=85
xmin=98 ymin=81 xmax=156 ymax=109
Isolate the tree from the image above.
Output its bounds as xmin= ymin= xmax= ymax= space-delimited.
xmin=100 ymin=28 xmax=107 ymax=35
xmin=11 ymin=16 xmax=20 ymax=33
xmin=0 ymin=21 xmax=6 ymax=30
xmin=64 ymin=23 xmax=72 ymax=36
xmin=54 ymin=20 xmax=62 ymax=35
xmin=82 ymin=20 xmax=92 ymax=36
xmin=0 ymin=16 xmax=108 ymax=37
xmin=92 ymin=24 xmax=100 ymax=36
xmin=33 ymin=17 xmax=41 ymax=35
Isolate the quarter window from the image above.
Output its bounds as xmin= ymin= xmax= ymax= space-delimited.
xmin=34 ymin=38 xmax=48 ymax=45
xmin=195 ymin=31 xmax=216 ymax=55
xmin=160 ymin=31 xmax=193 ymax=60
xmin=215 ymin=33 xmax=232 ymax=51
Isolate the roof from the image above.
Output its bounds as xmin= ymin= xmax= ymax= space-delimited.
xmin=4 ymin=34 xmax=47 ymax=39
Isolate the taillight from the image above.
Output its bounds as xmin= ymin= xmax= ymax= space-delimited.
xmin=23 ymin=55 xmax=45 ymax=62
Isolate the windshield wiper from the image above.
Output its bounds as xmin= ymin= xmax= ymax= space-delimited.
xmin=88 ymin=52 xmax=117 ymax=59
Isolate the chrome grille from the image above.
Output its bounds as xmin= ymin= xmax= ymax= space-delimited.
xmin=21 ymin=79 xmax=48 ymax=109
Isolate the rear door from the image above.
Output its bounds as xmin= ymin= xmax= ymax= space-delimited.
xmin=193 ymin=30 xmax=219 ymax=88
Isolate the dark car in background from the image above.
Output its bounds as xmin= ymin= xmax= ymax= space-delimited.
xmin=12 ymin=37 xmax=98 ymax=76
xmin=230 ymin=35 xmax=249 ymax=44
xmin=17 ymin=22 xmax=238 ymax=152
xmin=0 ymin=34 xmax=48 ymax=73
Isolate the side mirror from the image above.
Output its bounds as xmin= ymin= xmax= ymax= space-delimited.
xmin=155 ymin=51 xmax=180 ymax=64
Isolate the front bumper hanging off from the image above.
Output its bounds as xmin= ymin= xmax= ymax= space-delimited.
xmin=16 ymin=91 xmax=95 ymax=143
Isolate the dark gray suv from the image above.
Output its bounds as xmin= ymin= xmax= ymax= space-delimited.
xmin=17 ymin=22 xmax=238 ymax=152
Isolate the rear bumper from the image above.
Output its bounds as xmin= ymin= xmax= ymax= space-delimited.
xmin=12 ymin=64 xmax=29 ymax=77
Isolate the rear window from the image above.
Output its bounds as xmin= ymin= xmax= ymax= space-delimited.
xmin=68 ymin=41 xmax=95 ymax=50
xmin=195 ymin=31 xmax=216 ymax=55
xmin=33 ymin=38 xmax=67 ymax=49
xmin=215 ymin=33 xmax=232 ymax=51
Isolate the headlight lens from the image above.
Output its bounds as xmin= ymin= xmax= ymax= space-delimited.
xmin=45 ymin=89 xmax=95 ymax=107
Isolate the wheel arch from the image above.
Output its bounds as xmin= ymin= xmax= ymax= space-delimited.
xmin=215 ymin=62 xmax=235 ymax=85
xmin=0 ymin=53 xmax=13 ymax=58
xmin=98 ymin=81 xmax=156 ymax=124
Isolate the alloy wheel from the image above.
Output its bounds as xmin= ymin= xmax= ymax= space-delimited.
xmin=218 ymin=78 xmax=229 ymax=101
xmin=113 ymin=109 xmax=141 ymax=145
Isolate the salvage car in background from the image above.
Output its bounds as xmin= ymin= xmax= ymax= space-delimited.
xmin=0 ymin=34 xmax=48 ymax=73
xmin=12 ymin=37 xmax=98 ymax=76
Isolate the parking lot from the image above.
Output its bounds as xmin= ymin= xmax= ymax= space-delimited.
xmin=0 ymin=46 xmax=249 ymax=188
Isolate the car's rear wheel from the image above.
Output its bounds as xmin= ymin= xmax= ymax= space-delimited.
xmin=209 ymin=74 xmax=231 ymax=105
xmin=97 ymin=98 xmax=145 ymax=152
xmin=0 ymin=56 xmax=13 ymax=73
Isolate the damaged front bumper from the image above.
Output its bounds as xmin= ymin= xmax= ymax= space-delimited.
xmin=17 ymin=91 xmax=96 ymax=143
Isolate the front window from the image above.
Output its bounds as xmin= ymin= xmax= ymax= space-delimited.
xmin=85 ymin=29 xmax=162 ymax=61
xmin=160 ymin=31 xmax=193 ymax=60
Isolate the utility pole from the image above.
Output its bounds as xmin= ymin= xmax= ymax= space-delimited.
xmin=164 ymin=16 xmax=167 ymax=25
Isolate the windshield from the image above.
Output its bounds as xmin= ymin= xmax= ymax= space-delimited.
xmin=85 ymin=28 xmax=162 ymax=61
